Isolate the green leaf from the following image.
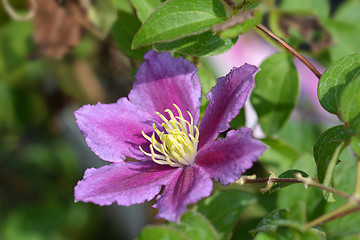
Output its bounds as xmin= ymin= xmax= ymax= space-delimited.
xmin=195 ymin=190 xmax=256 ymax=240
xmin=350 ymin=135 xmax=360 ymax=157
xmin=112 ymin=11 xmax=151 ymax=58
xmin=254 ymin=229 xmax=325 ymax=240
xmin=251 ymin=204 xmax=325 ymax=240
xmin=280 ymin=0 xmax=330 ymax=19
xmin=219 ymin=11 xmax=262 ymax=38
xmin=269 ymin=169 xmax=309 ymax=193
xmin=318 ymin=53 xmax=360 ymax=114
xmin=259 ymin=138 xmax=300 ymax=174
xmin=340 ymin=75 xmax=360 ymax=135
xmin=334 ymin=0 xmax=360 ymax=25
xmin=198 ymin=65 xmax=216 ymax=116
xmin=250 ymin=208 xmax=291 ymax=234
xmin=313 ymin=125 xmax=350 ymax=189
xmin=137 ymin=226 xmax=188 ymax=240
xmin=0 ymin=21 xmax=34 ymax=76
xmin=277 ymin=120 xmax=322 ymax=153
xmin=112 ymin=0 xmax=133 ymax=13
xmin=130 ymin=0 xmax=162 ymax=23
xmin=132 ymin=0 xmax=226 ymax=48
xmin=324 ymin=147 xmax=360 ymax=239
xmin=154 ymin=31 xmax=237 ymax=56
xmin=276 ymin=154 xmax=325 ymax=221
xmin=229 ymin=108 xmax=245 ymax=130
xmin=322 ymin=19 xmax=360 ymax=63
xmin=168 ymin=211 xmax=218 ymax=240
xmin=88 ymin=0 xmax=117 ymax=37
xmin=251 ymin=52 xmax=299 ymax=136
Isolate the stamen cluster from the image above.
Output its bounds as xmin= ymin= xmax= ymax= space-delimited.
xmin=140 ymin=104 xmax=199 ymax=167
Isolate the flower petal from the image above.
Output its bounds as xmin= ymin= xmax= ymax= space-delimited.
xmin=128 ymin=50 xmax=202 ymax=124
xmin=74 ymin=161 xmax=176 ymax=206
xmin=154 ymin=165 xmax=213 ymax=222
xmin=75 ymin=98 xmax=157 ymax=162
xmin=195 ymin=128 xmax=266 ymax=185
xmin=198 ymin=64 xmax=257 ymax=149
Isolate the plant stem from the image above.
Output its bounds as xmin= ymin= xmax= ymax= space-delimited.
xmin=241 ymin=177 xmax=302 ymax=184
xmin=355 ymin=157 xmax=360 ymax=197
xmin=224 ymin=0 xmax=236 ymax=7
xmin=306 ymin=202 xmax=359 ymax=228
xmin=295 ymin=174 xmax=355 ymax=201
xmin=256 ymin=24 xmax=322 ymax=80
xmin=1 ymin=0 xmax=36 ymax=21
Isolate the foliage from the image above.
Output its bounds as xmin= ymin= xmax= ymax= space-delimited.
xmin=1 ymin=0 xmax=360 ymax=239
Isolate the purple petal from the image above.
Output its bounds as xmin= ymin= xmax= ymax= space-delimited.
xmin=195 ymin=128 xmax=266 ymax=185
xmin=75 ymin=98 xmax=157 ymax=162
xmin=154 ymin=165 xmax=213 ymax=222
xmin=198 ymin=64 xmax=258 ymax=149
xmin=74 ymin=161 xmax=176 ymax=206
xmin=129 ymin=50 xmax=202 ymax=124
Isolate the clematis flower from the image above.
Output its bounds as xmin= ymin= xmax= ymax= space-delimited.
xmin=74 ymin=50 xmax=266 ymax=222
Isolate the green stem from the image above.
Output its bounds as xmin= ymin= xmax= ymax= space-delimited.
xmin=306 ymin=202 xmax=358 ymax=228
xmin=295 ymin=174 xmax=355 ymax=201
xmin=355 ymin=157 xmax=360 ymax=197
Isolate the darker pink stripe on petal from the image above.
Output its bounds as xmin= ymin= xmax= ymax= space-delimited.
xmin=195 ymin=128 xmax=266 ymax=185
xmin=129 ymin=50 xmax=202 ymax=124
xmin=75 ymin=98 xmax=157 ymax=162
xmin=198 ymin=64 xmax=258 ymax=149
xmin=154 ymin=165 xmax=213 ymax=222
xmin=74 ymin=162 xmax=176 ymax=206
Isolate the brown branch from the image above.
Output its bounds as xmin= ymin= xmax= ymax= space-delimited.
xmin=256 ymin=23 xmax=322 ymax=80
xmin=212 ymin=11 xmax=254 ymax=33
xmin=224 ymin=0 xmax=236 ymax=7
xmin=241 ymin=177 xmax=302 ymax=184
xmin=2 ymin=0 xmax=36 ymax=21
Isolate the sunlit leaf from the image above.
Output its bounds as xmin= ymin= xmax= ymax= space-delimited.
xmin=132 ymin=0 xmax=226 ymax=48
xmin=318 ymin=53 xmax=360 ymax=114
xmin=130 ymin=0 xmax=162 ymax=23
xmin=350 ymin=135 xmax=360 ymax=157
xmin=138 ymin=226 xmax=188 ymax=240
xmin=154 ymin=31 xmax=237 ymax=56
xmin=112 ymin=0 xmax=133 ymax=13
xmin=280 ymin=0 xmax=329 ymax=19
xmin=168 ymin=211 xmax=218 ymax=240
xmin=340 ymin=75 xmax=360 ymax=135
xmin=322 ymin=20 xmax=360 ymax=63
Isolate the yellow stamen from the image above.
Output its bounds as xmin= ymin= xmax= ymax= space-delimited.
xmin=139 ymin=104 xmax=199 ymax=167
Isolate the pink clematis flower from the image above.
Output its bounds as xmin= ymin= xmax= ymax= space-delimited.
xmin=74 ymin=50 xmax=266 ymax=222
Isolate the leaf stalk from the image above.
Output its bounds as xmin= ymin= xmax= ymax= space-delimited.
xmin=256 ymin=24 xmax=322 ymax=79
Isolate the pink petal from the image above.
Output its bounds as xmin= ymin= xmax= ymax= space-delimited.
xmin=74 ymin=162 xmax=176 ymax=206
xmin=198 ymin=64 xmax=257 ymax=149
xmin=154 ymin=165 xmax=213 ymax=222
xmin=75 ymin=98 xmax=157 ymax=162
xmin=129 ymin=50 xmax=202 ymax=124
xmin=195 ymin=128 xmax=266 ymax=185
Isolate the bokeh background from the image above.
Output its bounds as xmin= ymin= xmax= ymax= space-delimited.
xmin=0 ymin=0 xmax=358 ymax=239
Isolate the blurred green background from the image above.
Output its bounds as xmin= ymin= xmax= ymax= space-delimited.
xmin=1 ymin=0 xmax=359 ymax=239
xmin=0 ymin=1 xmax=154 ymax=239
